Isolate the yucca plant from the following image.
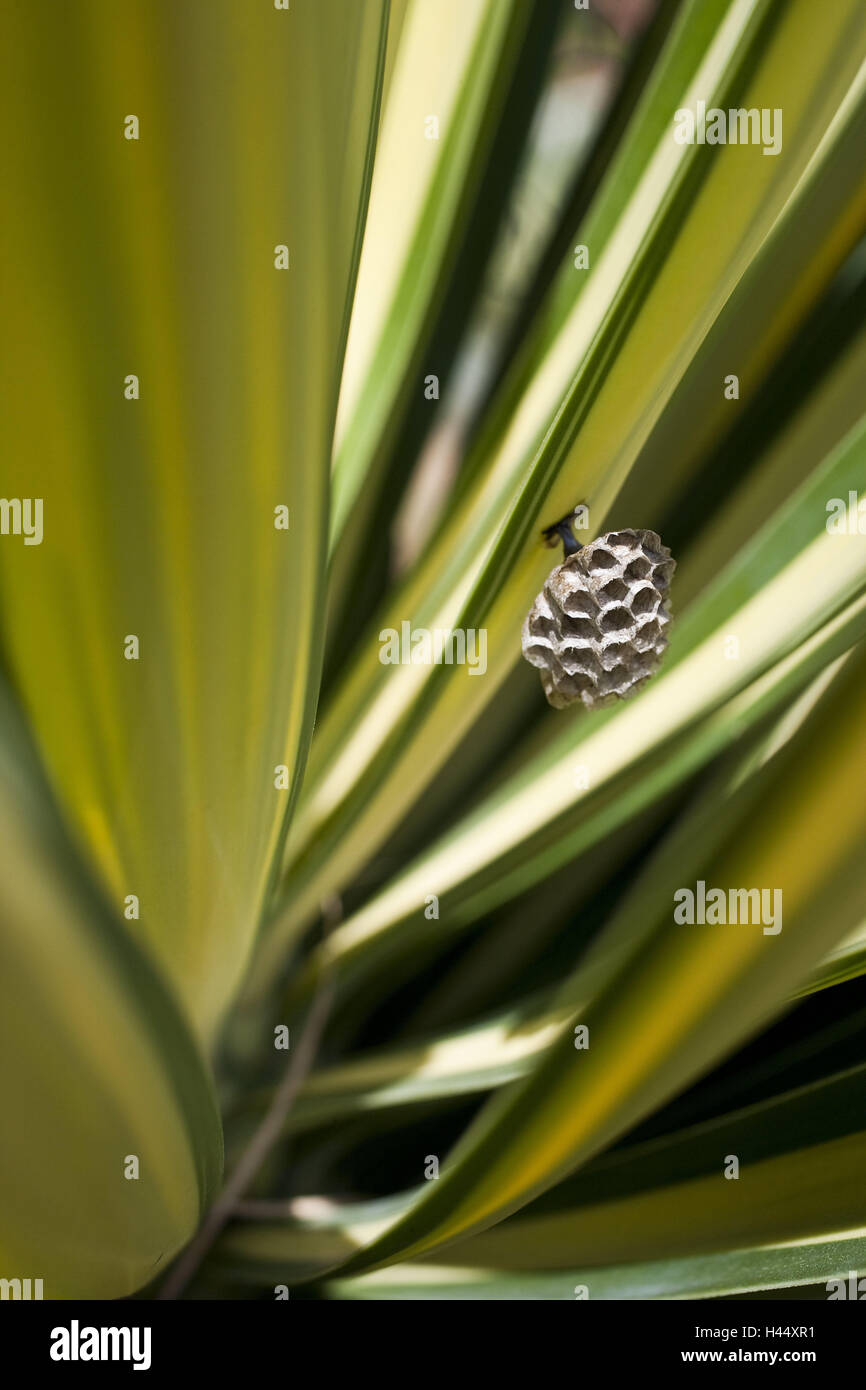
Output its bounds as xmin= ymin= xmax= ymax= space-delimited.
xmin=2 ymin=0 xmax=866 ymax=1302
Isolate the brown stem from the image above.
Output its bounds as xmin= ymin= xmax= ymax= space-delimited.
xmin=158 ymin=898 xmax=340 ymax=1299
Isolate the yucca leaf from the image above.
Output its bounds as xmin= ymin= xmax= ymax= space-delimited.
xmin=414 ymin=1114 xmax=866 ymax=1287
xmin=324 ymin=1230 xmax=866 ymax=1300
xmin=798 ymin=921 xmax=866 ymax=996
xmin=228 ymin=994 xmax=567 ymax=1145
xmin=327 ymin=0 xmax=561 ymax=638
xmin=0 ymin=0 xmax=387 ymax=1039
xmin=217 ymin=1188 xmax=866 ymax=1297
xmin=0 ymin=688 xmax=221 ymax=1298
xmin=678 ymin=312 xmax=866 ymax=605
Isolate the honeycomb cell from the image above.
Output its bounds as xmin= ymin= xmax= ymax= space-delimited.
xmin=563 ymin=616 xmax=596 ymax=642
xmin=599 ymin=577 xmax=628 ymax=604
xmin=599 ymin=606 xmax=632 ymax=633
xmin=588 ymin=547 xmax=617 ymax=571
xmin=630 ymin=584 xmax=657 ymax=616
xmin=624 ymin=557 xmax=651 ymax=581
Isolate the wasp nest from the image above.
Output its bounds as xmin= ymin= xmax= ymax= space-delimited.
xmin=522 ymin=529 xmax=675 ymax=710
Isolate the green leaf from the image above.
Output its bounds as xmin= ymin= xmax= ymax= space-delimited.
xmin=324 ymin=1230 xmax=866 ymax=1300
xmin=0 ymin=689 xmax=222 ymax=1298
xmin=328 ymin=0 xmax=560 ymax=586
xmin=798 ymin=919 xmax=866 ymax=996
xmin=420 ymin=1076 xmax=866 ymax=1283
xmin=233 ymin=993 xmax=567 ymax=1141
xmin=0 ymin=0 xmax=388 ymax=1039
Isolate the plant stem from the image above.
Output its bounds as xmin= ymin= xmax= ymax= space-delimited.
xmin=158 ymin=899 xmax=340 ymax=1299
